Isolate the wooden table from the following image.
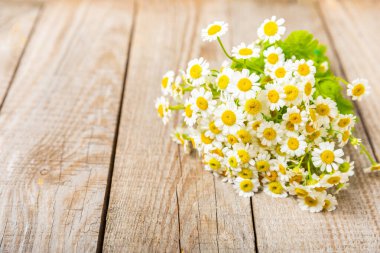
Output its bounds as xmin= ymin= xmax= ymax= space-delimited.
xmin=0 ymin=0 xmax=379 ymax=252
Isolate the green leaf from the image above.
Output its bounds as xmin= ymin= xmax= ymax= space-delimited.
xmin=317 ymin=79 xmax=341 ymax=99
xmin=335 ymin=94 xmax=354 ymax=114
xmin=279 ymin=30 xmax=321 ymax=59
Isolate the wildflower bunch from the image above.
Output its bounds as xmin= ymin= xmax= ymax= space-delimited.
xmin=155 ymin=17 xmax=377 ymax=212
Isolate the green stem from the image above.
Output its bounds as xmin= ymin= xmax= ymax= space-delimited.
xmin=358 ymin=142 xmax=377 ymax=165
xmin=182 ymin=86 xmax=194 ymax=92
xmin=217 ymin=37 xmax=239 ymax=63
xmin=336 ymin=76 xmax=349 ymax=85
xmin=169 ymin=104 xmax=185 ymax=110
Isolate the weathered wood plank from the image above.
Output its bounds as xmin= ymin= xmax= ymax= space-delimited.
xmin=236 ymin=1 xmax=379 ymax=252
xmin=319 ymin=0 xmax=380 ymax=158
xmin=0 ymin=2 xmax=40 ymax=106
xmin=0 ymin=0 xmax=133 ymax=252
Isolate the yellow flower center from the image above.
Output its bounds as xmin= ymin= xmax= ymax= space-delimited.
xmin=338 ymin=118 xmax=351 ymax=128
xmin=304 ymin=82 xmax=312 ymax=96
xmin=185 ymin=105 xmax=193 ymax=117
xmin=211 ymin=148 xmax=224 ymax=157
xmin=239 ymin=48 xmax=253 ymax=56
xmin=208 ymin=158 xmax=221 ymax=171
xmin=352 ymin=84 xmax=365 ymax=96
xmin=279 ymin=164 xmax=286 ymax=174
xmin=323 ymin=199 xmax=331 ymax=210
xmin=298 ymin=63 xmax=310 ymax=76
xmin=295 ymin=188 xmax=308 ymax=197
xmin=316 ymin=104 xmax=330 ymax=116
xmin=239 ymin=179 xmax=254 ymax=192
xmin=268 ymin=181 xmax=284 ymax=194
xmin=245 ymin=99 xmax=262 ymax=115
xmin=157 ymin=105 xmax=164 ymax=118
xmin=305 ymin=123 xmax=315 ymax=133
xmin=287 ymin=137 xmax=299 ymax=150
xmin=218 ymin=75 xmax=229 ymax=90
xmin=267 ymin=53 xmax=278 ymax=64
xmin=201 ymin=132 xmax=213 ymax=144
xmin=284 ymin=85 xmax=299 ymax=101
xmin=209 ymin=121 xmax=221 ymax=134
xmin=320 ymin=150 xmax=335 ymax=164
xmin=207 ymin=24 xmax=222 ymax=35
xmin=275 ymin=67 xmax=286 ymax=78
xmin=309 ymin=108 xmax=317 ymax=122
xmin=289 ymin=113 xmax=302 ymax=124
xmin=327 ymin=176 xmax=341 ymax=185
xmin=228 ymin=156 xmax=238 ymax=168
xmin=267 ymin=90 xmax=280 ymax=103
xmin=227 ymin=134 xmax=238 ymax=145
xmin=308 ymin=130 xmax=321 ymax=141
xmin=263 ymin=127 xmax=277 ymax=140
xmin=304 ymin=196 xmax=318 ymax=207
xmin=263 ymin=21 xmax=278 ymax=36
xmin=286 ymin=121 xmax=295 ymax=131
xmin=265 ymin=171 xmax=278 ymax=182
xmin=221 ymin=110 xmax=237 ymax=126
xmin=238 ymin=150 xmax=250 ymax=164
xmin=161 ymin=77 xmax=169 ymax=88
xmin=189 ymin=64 xmax=202 ymax=79
xmin=342 ymin=130 xmax=350 ymax=142
xmin=196 ymin=97 xmax=208 ymax=110
xmin=237 ymin=129 xmax=251 ymax=143
xmin=238 ymin=168 xmax=253 ymax=179
xmin=256 ymin=160 xmax=270 ymax=172
xmin=251 ymin=121 xmax=261 ymax=131
xmin=237 ymin=78 xmax=252 ymax=92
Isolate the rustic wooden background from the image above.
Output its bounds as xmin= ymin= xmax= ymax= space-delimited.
xmin=0 ymin=0 xmax=379 ymax=252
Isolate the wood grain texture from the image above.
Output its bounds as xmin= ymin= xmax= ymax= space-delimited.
xmin=0 ymin=2 xmax=40 ymax=105
xmin=0 ymin=0 xmax=133 ymax=252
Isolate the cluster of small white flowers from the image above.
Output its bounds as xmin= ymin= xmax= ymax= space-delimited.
xmin=155 ymin=17 xmax=374 ymax=212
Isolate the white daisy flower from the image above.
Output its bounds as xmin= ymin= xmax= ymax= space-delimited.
xmin=257 ymin=121 xmax=283 ymax=146
xmin=229 ymin=69 xmax=260 ymax=101
xmin=186 ymin=57 xmax=210 ymax=86
xmin=281 ymin=132 xmax=307 ymax=157
xmin=215 ymin=100 xmax=244 ymax=135
xmin=234 ymin=177 xmax=260 ymax=197
xmin=231 ymin=42 xmax=260 ymax=59
xmin=337 ymin=129 xmax=351 ymax=147
xmin=319 ymin=61 xmax=329 ymax=73
xmin=236 ymin=127 xmax=254 ymax=144
xmin=233 ymin=143 xmax=255 ymax=166
xmin=312 ymin=141 xmax=344 ymax=173
xmin=323 ymin=194 xmax=337 ymax=212
xmin=338 ymin=157 xmax=355 ymax=176
xmin=254 ymin=152 xmax=272 ymax=173
xmin=302 ymin=79 xmax=315 ymax=102
xmin=333 ymin=114 xmax=356 ymax=131
xmin=170 ymin=75 xmax=184 ymax=101
xmin=293 ymin=59 xmax=316 ymax=80
xmin=347 ymin=78 xmax=370 ymax=101
xmin=202 ymin=119 xmax=224 ymax=142
xmin=267 ymin=60 xmax=293 ymax=82
xmin=282 ymin=106 xmax=308 ymax=130
xmin=264 ymin=181 xmax=288 ymax=198
xmin=263 ymin=46 xmax=284 ymax=66
xmin=204 ymin=153 xmax=224 ymax=172
xmin=161 ymin=71 xmax=174 ymax=95
xmin=216 ymin=67 xmax=234 ymax=91
xmin=189 ymin=87 xmax=216 ymax=117
xmin=183 ymin=99 xmax=198 ymax=127
xmin=247 ymin=113 xmax=264 ymax=133
xmin=288 ymin=183 xmax=311 ymax=198
xmin=313 ymin=96 xmax=338 ymax=126
xmin=223 ymin=147 xmax=240 ymax=171
xmin=319 ymin=171 xmax=349 ymax=187
xmin=283 ymin=81 xmax=303 ymax=106
xmin=298 ymin=191 xmax=326 ymax=213
xmin=201 ymin=21 xmax=228 ymax=42
xmin=257 ymin=16 xmax=286 ymax=44
xmin=237 ymin=168 xmax=257 ymax=179
xmin=262 ymin=83 xmax=286 ymax=111
xmin=155 ymin=96 xmax=171 ymax=125
xmin=243 ymin=95 xmax=269 ymax=117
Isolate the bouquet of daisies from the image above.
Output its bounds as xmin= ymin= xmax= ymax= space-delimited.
xmin=155 ymin=17 xmax=378 ymax=212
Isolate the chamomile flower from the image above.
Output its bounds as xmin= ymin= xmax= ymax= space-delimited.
xmin=183 ymin=99 xmax=198 ymax=127
xmin=281 ymin=132 xmax=307 ymax=157
xmin=234 ymin=177 xmax=260 ymax=197
xmin=312 ymin=142 xmax=344 ymax=172
xmin=243 ymin=95 xmax=268 ymax=118
xmin=204 ymin=153 xmax=224 ymax=173
xmin=224 ymin=147 xmax=240 ymax=170
xmin=203 ymin=119 xmax=224 ymax=142
xmin=298 ymin=191 xmax=326 ymax=212
xmin=313 ymin=96 xmax=338 ymax=126
xmin=319 ymin=171 xmax=349 ymax=187
xmin=333 ymin=114 xmax=356 ymax=131
xmin=216 ymin=67 xmax=234 ymax=91
xmin=254 ymin=152 xmax=272 ymax=173
xmin=186 ymin=57 xmax=210 ymax=86
xmin=229 ymin=69 xmax=260 ymax=101
xmin=282 ymin=81 xmax=303 ymax=106
xmin=233 ymin=143 xmax=255 ymax=166
xmin=215 ymin=100 xmax=244 ymax=135
xmin=302 ymin=79 xmax=315 ymax=102
xmin=323 ymin=194 xmax=337 ymax=212
xmin=201 ymin=21 xmax=228 ymax=42
xmin=232 ymin=43 xmax=260 ymax=59
xmin=293 ymin=59 xmax=316 ymax=80
xmin=288 ymin=183 xmax=311 ymax=198
xmin=257 ymin=121 xmax=283 ymax=146
xmin=319 ymin=61 xmax=329 ymax=73
xmin=263 ymin=83 xmax=285 ymax=111
xmin=263 ymin=46 xmax=284 ymax=66
xmin=236 ymin=127 xmax=254 ymax=144
xmin=347 ymin=78 xmax=370 ymax=101
xmin=155 ymin=96 xmax=171 ymax=125
xmin=257 ymin=16 xmax=286 ymax=44
xmin=268 ymin=60 xmax=293 ymax=82
xmin=264 ymin=181 xmax=288 ymax=198
xmin=338 ymin=157 xmax=355 ymax=176
xmin=282 ymin=106 xmax=308 ymax=130
xmin=161 ymin=71 xmax=174 ymax=95
xmin=189 ymin=88 xmax=216 ymax=117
